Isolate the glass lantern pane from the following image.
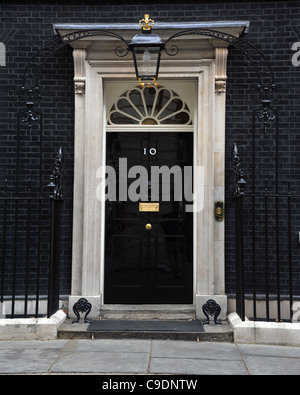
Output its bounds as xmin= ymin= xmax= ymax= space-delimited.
xmin=133 ymin=46 xmax=160 ymax=80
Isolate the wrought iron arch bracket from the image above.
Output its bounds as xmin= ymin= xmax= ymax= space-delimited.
xmin=22 ymin=28 xmax=276 ymax=93
xmin=20 ymin=27 xmax=277 ymax=132
xmin=22 ymin=30 xmax=130 ymax=91
xmin=163 ymin=28 xmax=277 ymax=126
xmin=163 ymin=28 xmax=275 ymax=87
xmin=20 ymin=30 xmax=130 ymax=132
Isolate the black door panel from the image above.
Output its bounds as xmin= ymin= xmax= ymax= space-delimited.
xmin=105 ymin=132 xmax=193 ymax=304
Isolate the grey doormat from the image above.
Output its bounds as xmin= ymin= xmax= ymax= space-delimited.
xmin=87 ymin=320 xmax=204 ymax=333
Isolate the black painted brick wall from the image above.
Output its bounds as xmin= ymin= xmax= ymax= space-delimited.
xmin=0 ymin=0 xmax=299 ymax=296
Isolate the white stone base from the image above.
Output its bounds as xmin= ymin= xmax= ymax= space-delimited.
xmin=228 ymin=312 xmax=300 ymax=346
xmin=68 ymin=295 xmax=102 ymax=320
xmin=0 ymin=310 xmax=66 ymax=340
xmin=195 ymin=295 xmax=228 ymax=321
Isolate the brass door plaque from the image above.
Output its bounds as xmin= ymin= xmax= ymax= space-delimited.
xmin=139 ymin=203 xmax=159 ymax=212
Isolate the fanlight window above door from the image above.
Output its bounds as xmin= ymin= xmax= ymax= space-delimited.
xmin=108 ymin=85 xmax=192 ymax=125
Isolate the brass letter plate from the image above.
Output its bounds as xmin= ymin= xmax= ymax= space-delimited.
xmin=139 ymin=203 xmax=160 ymax=212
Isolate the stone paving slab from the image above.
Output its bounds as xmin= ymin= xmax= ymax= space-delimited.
xmin=0 ymin=341 xmax=68 ymax=374
xmin=149 ymin=357 xmax=248 ymax=375
xmin=151 ymin=340 xmax=241 ymax=360
xmin=62 ymin=338 xmax=151 ymax=354
xmin=49 ymin=339 xmax=152 ymax=374
xmin=237 ymin=343 xmax=300 ymax=375
xmin=237 ymin=343 xmax=300 ymax=358
xmin=242 ymin=355 xmax=300 ymax=376
xmin=150 ymin=341 xmax=247 ymax=375
xmin=0 ymin=339 xmax=299 ymax=375
xmin=50 ymin=350 xmax=150 ymax=374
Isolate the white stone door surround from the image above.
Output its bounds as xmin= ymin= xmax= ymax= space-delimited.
xmin=54 ymin=21 xmax=249 ymax=320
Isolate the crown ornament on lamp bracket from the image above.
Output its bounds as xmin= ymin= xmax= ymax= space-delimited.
xmin=139 ymin=14 xmax=155 ymax=32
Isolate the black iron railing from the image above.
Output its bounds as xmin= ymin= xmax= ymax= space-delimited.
xmin=233 ymin=144 xmax=300 ymax=323
xmin=0 ymin=148 xmax=63 ymax=318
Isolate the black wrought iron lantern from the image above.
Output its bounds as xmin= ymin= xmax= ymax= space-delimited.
xmin=129 ymin=15 xmax=164 ymax=85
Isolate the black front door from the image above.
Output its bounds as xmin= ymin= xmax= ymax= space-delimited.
xmin=104 ymin=132 xmax=193 ymax=304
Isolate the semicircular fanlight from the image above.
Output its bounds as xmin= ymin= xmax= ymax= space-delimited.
xmin=108 ymin=85 xmax=192 ymax=125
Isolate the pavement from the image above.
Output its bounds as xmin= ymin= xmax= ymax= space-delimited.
xmin=0 ymin=339 xmax=299 ymax=375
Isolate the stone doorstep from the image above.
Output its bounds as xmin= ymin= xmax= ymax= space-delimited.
xmin=57 ymin=318 xmax=234 ymax=342
xmin=228 ymin=313 xmax=300 ymax=347
xmin=100 ymin=304 xmax=196 ymax=321
xmin=0 ymin=310 xmax=67 ymax=341
xmin=63 ymin=301 xmax=233 ymax=341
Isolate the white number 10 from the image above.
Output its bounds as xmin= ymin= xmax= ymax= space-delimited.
xmin=144 ymin=148 xmax=157 ymax=156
